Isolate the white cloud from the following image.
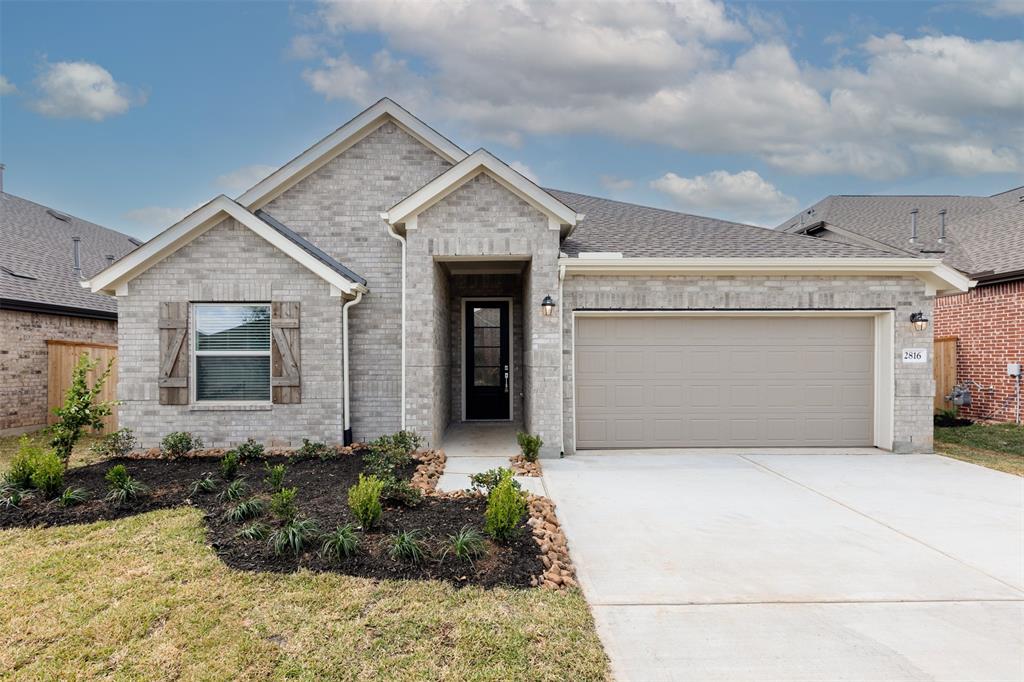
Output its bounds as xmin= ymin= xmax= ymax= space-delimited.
xmin=976 ymin=0 xmax=1024 ymax=16
xmin=215 ymin=164 xmax=278 ymax=193
xmin=287 ymin=34 xmax=326 ymax=60
xmin=0 ymin=75 xmax=16 ymax=96
xmin=122 ymin=206 xmax=190 ymax=232
xmin=30 ymin=60 xmax=142 ymax=121
xmin=651 ymin=169 xmax=799 ymax=225
xmin=600 ymin=175 xmax=635 ymax=192
xmin=298 ymin=3 xmax=1024 ymax=179
xmin=508 ymin=161 xmax=538 ymax=184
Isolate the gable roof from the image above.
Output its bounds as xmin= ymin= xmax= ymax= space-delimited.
xmin=945 ymin=202 xmax=1024 ymax=281
xmin=237 ymin=98 xmax=468 ymax=210
xmin=84 ymin=195 xmax=368 ymax=297
xmin=1 ymin=191 xmax=138 ymax=318
xmin=552 ymin=190 xmax=905 ymax=259
xmin=384 ymin=149 xmax=581 ymax=236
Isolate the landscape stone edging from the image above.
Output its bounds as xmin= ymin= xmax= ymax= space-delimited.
xmin=509 ymin=454 xmax=542 ymax=477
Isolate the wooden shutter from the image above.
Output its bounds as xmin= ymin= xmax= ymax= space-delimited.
xmin=271 ymin=302 xmax=301 ymax=404
xmin=158 ymin=302 xmax=189 ymax=405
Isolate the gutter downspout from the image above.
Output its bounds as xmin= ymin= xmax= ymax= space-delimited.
xmin=384 ymin=215 xmax=407 ymax=430
xmin=342 ymin=291 xmax=364 ymax=445
xmin=558 ymin=262 xmax=566 ymax=456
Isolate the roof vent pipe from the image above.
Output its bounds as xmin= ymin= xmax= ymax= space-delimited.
xmin=0 ymin=163 xmax=5 ymax=193
xmin=72 ymin=237 xmax=82 ymax=277
xmin=909 ymin=209 xmax=919 ymax=243
xmin=938 ymin=209 xmax=947 ymax=243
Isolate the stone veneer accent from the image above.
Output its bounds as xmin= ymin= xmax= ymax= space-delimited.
xmin=560 ymin=274 xmax=936 ymax=454
xmin=0 ymin=309 xmax=117 ymax=433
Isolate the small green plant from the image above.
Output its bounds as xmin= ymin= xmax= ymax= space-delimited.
xmin=236 ymin=522 xmax=270 ymax=541
xmin=5 ymin=436 xmax=43 ymax=489
xmin=389 ymin=529 xmax=427 ymax=564
xmin=30 ymin=450 xmax=65 ymax=499
xmin=390 ymin=430 xmax=424 ymax=456
xmin=484 ymin=470 xmax=527 ymax=543
xmin=381 ymin=478 xmax=423 ymax=507
xmin=224 ymin=496 xmax=267 ymax=524
xmin=219 ymin=451 xmax=241 ymax=480
xmin=263 ymin=463 xmax=286 ymax=491
xmin=218 ymin=478 xmax=248 ymax=503
xmin=468 ymin=467 xmax=521 ymax=496
xmin=50 ymin=354 xmax=114 ymax=466
xmin=270 ymin=486 xmax=298 ymax=521
xmin=104 ymin=464 xmax=149 ymax=507
xmin=320 ymin=523 xmax=360 ymax=562
xmin=443 ymin=526 xmax=487 ymax=563
xmin=516 ymin=432 xmax=543 ymax=463
xmin=235 ymin=438 xmax=265 ymax=461
xmin=189 ymin=473 xmax=217 ymax=496
xmin=0 ymin=485 xmax=27 ymax=509
xmin=269 ymin=517 xmax=320 ymax=556
xmin=58 ymin=487 xmax=89 ymax=507
xmin=295 ymin=438 xmax=333 ymax=461
xmin=90 ymin=428 xmax=137 ymax=459
xmin=160 ymin=431 xmax=203 ymax=459
xmin=347 ymin=474 xmax=384 ymax=529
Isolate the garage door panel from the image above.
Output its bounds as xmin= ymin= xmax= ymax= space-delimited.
xmin=575 ymin=316 xmax=874 ymax=449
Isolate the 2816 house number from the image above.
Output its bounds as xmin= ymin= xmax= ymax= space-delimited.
xmin=902 ymin=348 xmax=927 ymax=363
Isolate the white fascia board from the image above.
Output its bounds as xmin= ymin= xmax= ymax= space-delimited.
xmin=237 ymin=98 xmax=468 ymax=210
xmin=84 ymin=195 xmax=367 ymax=297
xmin=385 ymin=149 xmax=579 ymax=234
xmin=558 ymin=257 xmax=972 ymax=294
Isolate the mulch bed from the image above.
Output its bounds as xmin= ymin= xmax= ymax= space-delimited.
xmin=0 ymin=451 xmax=542 ymax=588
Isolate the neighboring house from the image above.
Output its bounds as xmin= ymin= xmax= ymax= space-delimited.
xmin=0 ymin=173 xmax=139 ymax=433
xmin=779 ymin=188 xmax=1024 ymax=423
xmin=83 ymin=99 xmax=968 ymax=457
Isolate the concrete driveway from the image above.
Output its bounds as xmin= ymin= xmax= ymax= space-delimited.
xmin=542 ymin=453 xmax=1024 ymax=682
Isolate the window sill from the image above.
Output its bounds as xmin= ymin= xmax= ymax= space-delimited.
xmin=189 ymin=403 xmax=273 ymax=412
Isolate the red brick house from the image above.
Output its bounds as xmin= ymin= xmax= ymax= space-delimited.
xmin=780 ymin=186 xmax=1024 ymax=423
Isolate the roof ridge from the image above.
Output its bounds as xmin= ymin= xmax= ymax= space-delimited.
xmin=545 ymin=187 xmax=759 ymax=230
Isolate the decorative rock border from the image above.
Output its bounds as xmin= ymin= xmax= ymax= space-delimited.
xmin=411 ymin=449 xmax=446 ymax=493
xmin=526 ymin=494 xmax=577 ymax=589
xmin=509 ymin=454 xmax=542 ymax=477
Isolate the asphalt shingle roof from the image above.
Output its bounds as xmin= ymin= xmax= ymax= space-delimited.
xmin=551 ymin=189 xmax=903 ymax=259
xmin=1 ymin=192 xmax=138 ymax=315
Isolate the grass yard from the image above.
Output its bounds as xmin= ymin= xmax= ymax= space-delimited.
xmin=0 ymin=428 xmax=104 ymax=471
xmin=935 ymin=422 xmax=1024 ymax=476
xmin=0 ymin=507 xmax=609 ymax=681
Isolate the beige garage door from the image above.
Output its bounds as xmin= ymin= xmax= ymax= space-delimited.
xmin=574 ymin=316 xmax=874 ymax=449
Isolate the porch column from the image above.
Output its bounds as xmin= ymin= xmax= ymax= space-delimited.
xmin=524 ymin=232 xmax=563 ymax=458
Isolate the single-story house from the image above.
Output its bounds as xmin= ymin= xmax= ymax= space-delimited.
xmin=83 ymin=99 xmax=968 ymax=457
xmin=0 ymin=169 xmax=139 ymax=433
xmin=779 ymin=188 xmax=1023 ymax=423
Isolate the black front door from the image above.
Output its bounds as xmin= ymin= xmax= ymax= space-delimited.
xmin=465 ymin=300 xmax=510 ymax=420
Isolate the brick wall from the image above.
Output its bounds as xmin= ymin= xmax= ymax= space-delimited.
xmin=0 ymin=309 xmax=117 ymax=432
xmin=933 ymin=280 xmax=1024 ymax=422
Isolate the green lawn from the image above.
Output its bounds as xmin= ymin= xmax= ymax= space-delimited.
xmin=935 ymin=422 xmax=1024 ymax=476
xmin=0 ymin=507 xmax=609 ymax=681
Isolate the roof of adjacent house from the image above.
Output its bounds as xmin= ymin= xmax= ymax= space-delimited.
xmin=551 ymin=189 xmax=904 ymax=259
xmin=1 ymin=191 xmax=139 ymax=318
xmin=777 ymin=186 xmax=1024 ymax=278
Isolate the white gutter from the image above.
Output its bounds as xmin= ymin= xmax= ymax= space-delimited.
xmin=383 ymin=214 xmax=407 ymax=430
xmin=342 ymin=291 xmax=363 ymax=444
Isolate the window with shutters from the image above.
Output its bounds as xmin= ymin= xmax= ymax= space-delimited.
xmin=192 ymin=304 xmax=271 ymax=402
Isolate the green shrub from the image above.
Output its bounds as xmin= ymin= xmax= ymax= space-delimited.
xmin=50 ymin=354 xmax=114 ymax=465
xmin=381 ymin=478 xmax=422 ymax=507
xmin=189 ymin=473 xmax=217 ymax=496
xmin=160 ymin=432 xmax=203 ymax=459
xmin=58 ymin=487 xmax=89 ymax=507
xmin=236 ymin=522 xmax=270 ymax=541
xmin=5 ymin=436 xmax=43 ymax=489
xmin=516 ymin=432 xmax=543 ymax=462
xmin=295 ymin=438 xmax=333 ymax=461
xmin=263 ymin=463 xmax=286 ymax=491
xmin=30 ymin=451 xmax=65 ymax=498
xmin=270 ymin=486 xmax=298 ymax=522
xmin=104 ymin=464 xmax=149 ymax=507
xmin=235 ymin=438 xmax=265 ymax=461
xmin=0 ymin=486 xmax=26 ymax=509
xmin=444 ymin=526 xmax=486 ymax=563
xmin=219 ymin=451 xmax=241 ymax=480
xmin=224 ymin=496 xmax=267 ymax=524
xmin=90 ymin=428 xmax=137 ymax=459
xmin=484 ymin=471 xmax=526 ymax=543
xmin=218 ymin=478 xmax=248 ymax=503
xmin=347 ymin=474 xmax=384 ymax=529
xmin=468 ymin=467 xmax=521 ymax=496
xmin=389 ymin=529 xmax=427 ymax=564
xmin=269 ymin=517 xmax=319 ymax=556
xmin=320 ymin=523 xmax=360 ymax=561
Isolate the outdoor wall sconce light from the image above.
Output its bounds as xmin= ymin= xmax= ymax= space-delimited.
xmin=541 ymin=296 xmax=556 ymax=317
xmin=910 ymin=311 xmax=929 ymax=332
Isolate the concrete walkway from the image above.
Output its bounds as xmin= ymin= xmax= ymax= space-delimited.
xmin=435 ymin=422 xmax=545 ymax=495
xmin=543 ymin=452 xmax=1024 ymax=682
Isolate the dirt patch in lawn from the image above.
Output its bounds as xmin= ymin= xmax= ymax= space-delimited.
xmin=0 ymin=452 xmax=542 ymax=588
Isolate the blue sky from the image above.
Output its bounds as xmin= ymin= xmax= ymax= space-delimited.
xmin=1 ymin=0 xmax=1022 ymax=239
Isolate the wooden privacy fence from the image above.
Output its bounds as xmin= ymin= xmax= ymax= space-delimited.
xmin=933 ymin=336 xmax=958 ymax=412
xmin=46 ymin=340 xmax=118 ymax=433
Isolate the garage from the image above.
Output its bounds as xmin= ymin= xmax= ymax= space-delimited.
xmin=573 ymin=315 xmax=876 ymax=449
